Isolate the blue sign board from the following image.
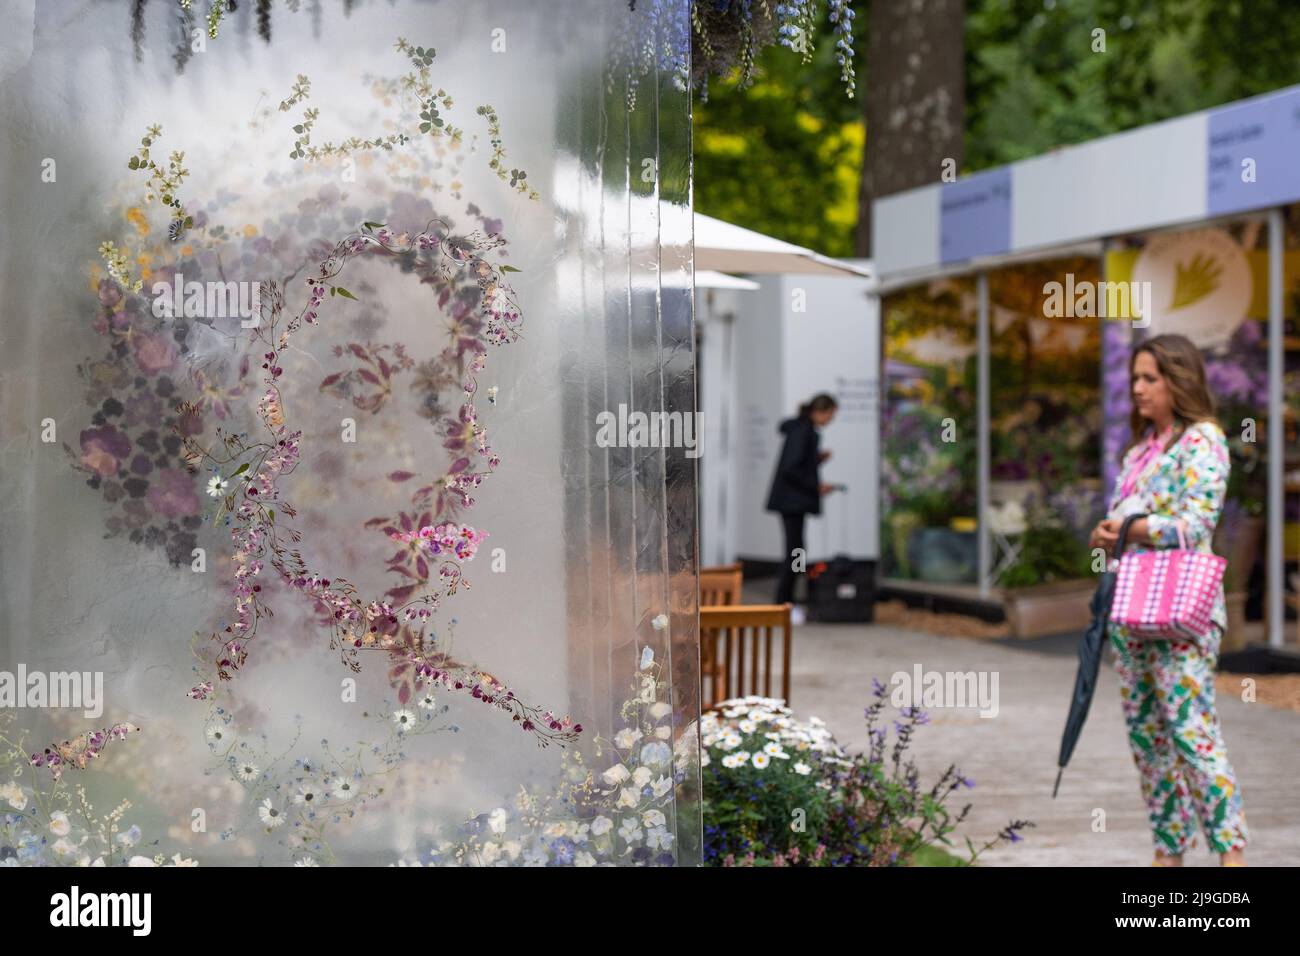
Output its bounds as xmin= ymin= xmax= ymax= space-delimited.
xmin=1207 ymin=86 xmax=1300 ymax=216
xmin=939 ymin=167 xmax=1012 ymax=265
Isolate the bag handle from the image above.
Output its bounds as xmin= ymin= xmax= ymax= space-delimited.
xmin=1113 ymin=513 xmax=1146 ymax=561
xmin=1114 ymin=513 xmax=1188 ymax=557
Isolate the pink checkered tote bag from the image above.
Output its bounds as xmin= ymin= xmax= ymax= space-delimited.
xmin=1110 ymin=514 xmax=1226 ymax=640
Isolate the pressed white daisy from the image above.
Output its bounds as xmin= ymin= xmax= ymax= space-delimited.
xmin=204 ymin=724 xmax=231 ymax=745
xmin=234 ymin=762 xmax=259 ymax=782
xmin=392 ymin=709 xmax=417 ymax=732
xmin=417 ymin=692 xmax=438 ymax=710
xmin=206 ymin=474 xmax=228 ymax=498
xmin=331 ymin=778 xmax=357 ymax=802
xmin=293 ymin=783 xmax=321 ymax=806
xmin=258 ymin=798 xmax=284 ymax=828
xmin=751 ymin=752 xmax=771 ymax=770
xmin=294 ymin=857 xmax=319 ymax=867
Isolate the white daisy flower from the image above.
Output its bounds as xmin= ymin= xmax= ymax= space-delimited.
xmin=293 ymin=783 xmax=321 ymax=807
xmin=793 ymin=761 xmax=813 ymax=776
xmin=206 ymin=475 xmax=228 ymax=498
xmin=204 ymin=724 xmax=231 ymax=745
xmin=752 ymin=752 xmax=771 ymax=770
xmin=331 ymin=778 xmax=357 ymax=802
xmin=392 ymin=709 xmax=417 ymax=732
xmin=258 ymin=798 xmax=284 ymax=828
xmin=417 ymin=692 xmax=437 ymax=710
xmin=294 ymin=857 xmax=319 ymax=867
xmin=234 ymin=762 xmax=259 ymax=782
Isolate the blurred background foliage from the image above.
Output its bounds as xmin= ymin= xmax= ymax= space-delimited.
xmin=694 ymin=0 xmax=1300 ymax=256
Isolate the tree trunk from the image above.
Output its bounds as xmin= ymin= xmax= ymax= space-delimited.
xmin=855 ymin=0 xmax=966 ymax=257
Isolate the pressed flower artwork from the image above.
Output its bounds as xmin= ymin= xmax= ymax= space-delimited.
xmin=1 ymin=0 xmax=699 ymax=866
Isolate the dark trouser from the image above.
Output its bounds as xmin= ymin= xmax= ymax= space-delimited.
xmin=774 ymin=511 xmax=805 ymax=605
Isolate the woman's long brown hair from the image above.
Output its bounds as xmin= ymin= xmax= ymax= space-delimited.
xmin=1124 ymin=333 xmax=1217 ymax=459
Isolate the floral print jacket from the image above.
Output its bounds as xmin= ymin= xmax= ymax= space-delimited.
xmin=1107 ymin=420 xmax=1230 ymax=634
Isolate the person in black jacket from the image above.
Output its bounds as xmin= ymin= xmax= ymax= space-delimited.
xmin=766 ymin=394 xmax=837 ymax=613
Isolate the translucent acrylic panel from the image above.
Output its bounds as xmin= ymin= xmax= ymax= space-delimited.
xmin=0 ymin=0 xmax=698 ymax=866
xmin=880 ymin=279 xmax=978 ymax=584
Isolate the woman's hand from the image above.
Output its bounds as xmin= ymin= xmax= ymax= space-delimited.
xmin=1089 ymin=518 xmax=1121 ymax=555
xmin=819 ymin=483 xmax=835 ymax=496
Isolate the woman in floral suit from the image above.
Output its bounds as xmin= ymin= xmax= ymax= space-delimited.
xmin=1089 ymin=333 xmax=1248 ymax=866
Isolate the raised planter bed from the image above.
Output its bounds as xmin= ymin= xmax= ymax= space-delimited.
xmin=1001 ymin=578 xmax=1096 ymax=639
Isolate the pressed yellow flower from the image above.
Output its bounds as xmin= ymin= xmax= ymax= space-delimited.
xmin=126 ymin=206 xmax=150 ymax=236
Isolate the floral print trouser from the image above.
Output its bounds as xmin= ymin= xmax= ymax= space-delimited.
xmin=1110 ymin=625 xmax=1248 ymax=856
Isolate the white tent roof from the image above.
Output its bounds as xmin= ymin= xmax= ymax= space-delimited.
xmin=695 ymin=269 xmax=760 ymax=290
xmin=695 ymin=213 xmax=873 ymax=278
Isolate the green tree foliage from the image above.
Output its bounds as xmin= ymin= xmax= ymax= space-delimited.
xmin=693 ymin=9 xmax=866 ymax=258
xmin=965 ymin=0 xmax=1300 ymax=172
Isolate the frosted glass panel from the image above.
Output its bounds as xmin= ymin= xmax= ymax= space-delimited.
xmin=0 ymin=0 xmax=698 ymax=867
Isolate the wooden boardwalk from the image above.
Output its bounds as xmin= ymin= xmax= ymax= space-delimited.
xmin=786 ymin=618 xmax=1300 ymax=866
